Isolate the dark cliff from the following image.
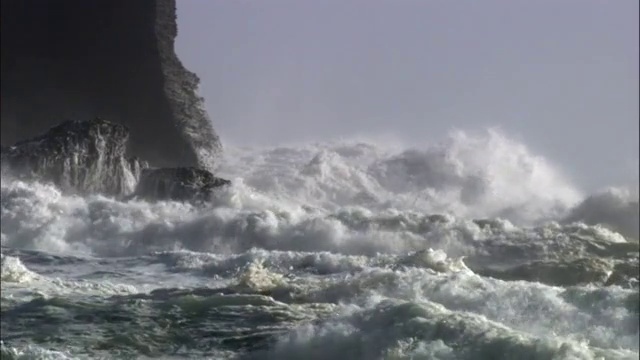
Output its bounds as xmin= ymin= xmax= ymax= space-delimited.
xmin=1 ymin=0 xmax=222 ymax=170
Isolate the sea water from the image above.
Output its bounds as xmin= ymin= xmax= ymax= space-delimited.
xmin=1 ymin=130 xmax=638 ymax=359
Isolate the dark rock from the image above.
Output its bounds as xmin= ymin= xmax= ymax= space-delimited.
xmin=1 ymin=0 xmax=222 ymax=171
xmin=1 ymin=118 xmax=147 ymax=196
xmin=133 ymin=167 xmax=231 ymax=202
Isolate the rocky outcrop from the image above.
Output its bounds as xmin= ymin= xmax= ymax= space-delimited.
xmin=1 ymin=118 xmax=147 ymax=196
xmin=133 ymin=167 xmax=231 ymax=202
xmin=1 ymin=1 xmax=231 ymax=202
xmin=1 ymin=0 xmax=222 ymax=171
xmin=2 ymin=118 xmax=231 ymax=202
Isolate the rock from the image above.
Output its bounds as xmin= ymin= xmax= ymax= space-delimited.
xmin=133 ymin=167 xmax=230 ymax=202
xmin=1 ymin=0 xmax=222 ymax=171
xmin=1 ymin=118 xmax=147 ymax=196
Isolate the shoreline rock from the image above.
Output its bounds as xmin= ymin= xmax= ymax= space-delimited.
xmin=1 ymin=118 xmax=147 ymax=196
xmin=1 ymin=118 xmax=230 ymax=202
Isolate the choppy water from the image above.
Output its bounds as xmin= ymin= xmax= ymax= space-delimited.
xmin=1 ymin=130 xmax=638 ymax=359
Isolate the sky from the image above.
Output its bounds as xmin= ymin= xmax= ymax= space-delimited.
xmin=175 ymin=0 xmax=638 ymax=192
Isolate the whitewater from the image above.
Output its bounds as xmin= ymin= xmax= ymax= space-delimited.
xmin=1 ymin=129 xmax=638 ymax=359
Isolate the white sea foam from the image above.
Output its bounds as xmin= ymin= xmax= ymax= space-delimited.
xmin=0 ymin=253 xmax=140 ymax=302
xmin=1 ymin=129 xmax=637 ymax=359
xmin=247 ymin=299 xmax=637 ymax=360
xmin=0 ymin=177 xmax=631 ymax=260
xmin=0 ymin=343 xmax=76 ymax=360
xmin=1 ymin=255 xmax=39 ymax=283
xmin=6 ymin=130 xmax=632 ymax=258
xmin=217 ymin=130 xmax=582 ymax=223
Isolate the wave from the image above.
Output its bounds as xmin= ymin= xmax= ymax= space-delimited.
xmin=1 ymin=254 xmax=39 ymax=283
xmin=218 ymin=129 xmax=583 ymax=224
xmin=1 ymin=177 xmax=633 ymax=260
xmin=0 ymin=343 xmax=75 ymax=360
xmin=0 ymin=253 xmax=140 ymax=302
xmin=564 ymin=186 xmax=639 ymax=241
xmin=1 ymin=129 xmax=637 ymax=283
xmin=245 ymin=299 xmax=637 ymax=360
xmin=1 ymin=140 xmax=637 ymax=263
xmin=4 ymin=245 xmax=637 ymax=359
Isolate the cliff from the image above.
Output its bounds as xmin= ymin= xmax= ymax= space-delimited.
xmin=1 ymin=117 xmax=230 ymax=200
xmin=0 ymin=0 xmax=222 ymax=170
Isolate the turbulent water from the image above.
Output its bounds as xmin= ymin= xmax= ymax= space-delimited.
xmin=1 ymin=130 xmax=638 ymax=359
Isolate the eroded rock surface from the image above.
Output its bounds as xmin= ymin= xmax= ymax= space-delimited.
xmin=1 ymin=118 xmax=147 ymax=196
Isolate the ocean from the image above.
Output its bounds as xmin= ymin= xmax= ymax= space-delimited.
xmin=1 ymin=130 xmax=638 ymax=359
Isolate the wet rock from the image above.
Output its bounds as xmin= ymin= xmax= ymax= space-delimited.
xmin=132 ymin=167 xmax=230 ymax=202
xmin=1 ymin=118 xmax=147 ymax=196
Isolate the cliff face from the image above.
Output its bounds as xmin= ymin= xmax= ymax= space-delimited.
xmin=1 ymin=0 xmax=222 ymax=170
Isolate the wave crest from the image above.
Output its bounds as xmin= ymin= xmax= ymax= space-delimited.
xmin=220 ymin=130 xmax=582 ymax=224
xmin=564 ymin=187 xmax=639 ymax=241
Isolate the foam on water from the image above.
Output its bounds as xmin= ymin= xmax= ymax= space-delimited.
xmin=0 ymin=343 xmax=75 ymax=360
xmin=219 ymin=130 xmax=584 ymax=223
xmin=247 ymin=299 xmax=638 ymax=360
xmin=0 ymin=254 xmax=140 ymax=305
xmin=2 ymin=130 xmax=637 ymax=257
xmin=1 ymin=255 xmax=38 ymax=283
xmin=1 ymin=129 xmax=638 ymax=359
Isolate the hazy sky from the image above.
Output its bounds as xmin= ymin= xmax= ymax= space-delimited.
xmin=175 ymin=0 xmax=638 ymax=192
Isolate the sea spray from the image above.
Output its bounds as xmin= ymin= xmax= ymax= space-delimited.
xmin=1 ymin=130 xmax=637 ymax=359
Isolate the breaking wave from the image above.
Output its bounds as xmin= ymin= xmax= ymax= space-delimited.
xmin=1 ymin=129 xmax=638 ymax=359
xmin=2 ymin=130 xmax=636 ymax=258
xmin=219 ymin=130 xmax=583 ymax=223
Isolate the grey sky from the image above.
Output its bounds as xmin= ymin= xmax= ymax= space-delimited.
xmin=175 ymin=0 xmax=638 ymax=192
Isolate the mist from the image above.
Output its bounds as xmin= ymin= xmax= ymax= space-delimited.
xmin=175 ymin=0 xmax=639 ymax=193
